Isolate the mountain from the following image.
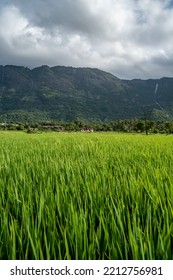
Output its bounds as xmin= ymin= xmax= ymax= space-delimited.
xmin=0 ymin=65 xmax=173 ymax=122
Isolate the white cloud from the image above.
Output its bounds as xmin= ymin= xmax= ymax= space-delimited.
xmin=0 ymin=0 xmax=173 ymax=79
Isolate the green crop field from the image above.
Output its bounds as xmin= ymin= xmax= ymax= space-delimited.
xmin=0 ymin=131 xmax=173 ymax=260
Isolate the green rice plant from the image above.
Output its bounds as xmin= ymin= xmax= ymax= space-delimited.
xmin=0 ymin=131 xmax=173 ymax=259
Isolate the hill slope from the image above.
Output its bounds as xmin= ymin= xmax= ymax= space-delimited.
xmin=0 ymin=65 xmax=173 ymax=122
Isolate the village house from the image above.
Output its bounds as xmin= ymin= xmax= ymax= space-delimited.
xmin=81 ymin=126 xmax=94 ymax=132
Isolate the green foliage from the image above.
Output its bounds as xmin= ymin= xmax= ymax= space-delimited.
xmin=1 ymin=65 xmax=173 ymax=122
xmin=0 ymin=132 xmax=173 ymax=259
xmin=1 ymin=119 xmax=173 ymax=134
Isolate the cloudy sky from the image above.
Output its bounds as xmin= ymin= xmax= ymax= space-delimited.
xmin=0 ymin=0 xmax=173 ymax=79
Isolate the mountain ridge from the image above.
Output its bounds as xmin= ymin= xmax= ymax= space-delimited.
xmin=0 ymin=65 xmax=173 ymax=122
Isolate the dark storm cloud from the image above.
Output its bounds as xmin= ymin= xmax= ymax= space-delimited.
xmin=12 ymin=0 xmax=103 ymax=37
xmin=1 ymin=0 xmax=173 ymax=79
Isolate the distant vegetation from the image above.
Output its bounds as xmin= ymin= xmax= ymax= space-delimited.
xmin=1 ymin=119 xmax=173 ymax=135
xmin=0 ymin=132 xmax=173 ymax=259
xmin=1 ymin=65 xmax=173 ymax=122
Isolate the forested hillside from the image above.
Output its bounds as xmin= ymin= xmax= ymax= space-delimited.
xmin=0 ymin=65 xmax=173 ymax=122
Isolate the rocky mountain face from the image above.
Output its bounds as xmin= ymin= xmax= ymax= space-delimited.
xmin=0 ymin=65 xmax=173 ymax=122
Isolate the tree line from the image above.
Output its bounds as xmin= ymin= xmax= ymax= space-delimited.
xmin=1 ymin=118 xmax=173 ymax=134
